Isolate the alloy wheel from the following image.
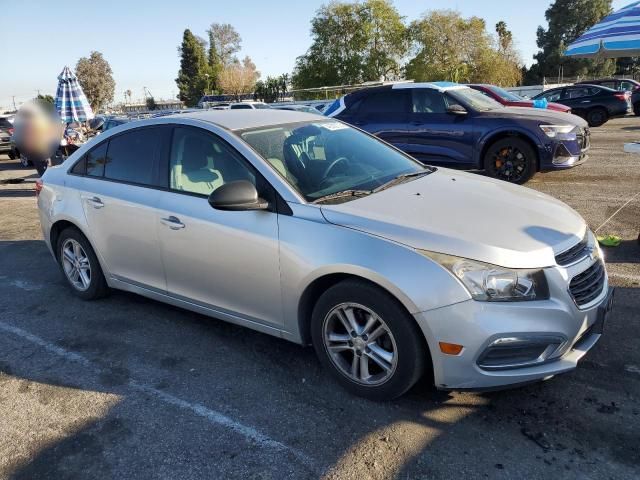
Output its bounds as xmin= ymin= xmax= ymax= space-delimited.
xmin=322 ymin=302 xmax=398 ymax=386
xmin=61 ymin=238 xmax=91 ymax=291
xmin=492 ymin=146 xmax=528 ymax=182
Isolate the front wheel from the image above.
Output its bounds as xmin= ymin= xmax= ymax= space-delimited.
xmin=586 ymin=107 xmax=608 ymax=127
xmin=311 ymin=279 xmax=428 ymax=400
xmin=484 ymin=137 xmax=536 ymax=184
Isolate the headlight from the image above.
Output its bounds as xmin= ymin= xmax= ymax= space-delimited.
xmin=419 ymin=251 xmax=549 ymax=302
xmin=539 ymin=124 xmax=576 ymax=139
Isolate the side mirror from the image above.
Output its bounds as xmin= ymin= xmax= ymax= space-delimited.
xmin=208 ymin=180 xmax=269 ymax=211
xmin=446 ymin=104 xmax=467 ymax=115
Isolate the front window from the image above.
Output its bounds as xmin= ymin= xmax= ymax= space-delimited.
xmin=448 ymin=87 xmax=503 ymax=111
xmin=240 ymin=121 xmax=428 ymax=203
xmin=488 ymin=86 xmax=523 ymax=102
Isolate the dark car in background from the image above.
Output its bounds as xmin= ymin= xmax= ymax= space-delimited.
xmin=102 ymin=116 xmax=130 ymax=132
xmin=576 ymin=78 xmax=640 ymax=115
xmin=468 ymin=84 xmax=572 ymax=113
xmin=0 ymin=116 xmax=14 ymax=158
xmin=326 ymin=82 xmax=589 ymax=184
xmin=532 ymin=84 xmax=631 ymax=127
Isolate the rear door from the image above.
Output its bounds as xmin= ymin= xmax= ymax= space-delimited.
xmin=340 ymin=89 xmax=409 ymax=148
xmin=404 ymin=88 xmax=474 ymax=167
xmin=77 ymin=126 xmax=170 ymax=291
xmin=561 ymin=87 xmax=595 ymax=112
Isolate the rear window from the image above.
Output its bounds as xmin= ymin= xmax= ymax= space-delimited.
xmin=230 ymin=104 xmax=252 ymax=109
xmin=0 ymin=118 xmax=12 ymax=128
xmin=104 ymin=128 xmax=163 ymax=185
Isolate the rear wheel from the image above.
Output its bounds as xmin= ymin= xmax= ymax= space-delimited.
xmin=7 ymin=150 xmax=16 ymax=160
xmin=311 ymin=279 xmax=428 ymax=400
xmin=586 ymin=107 xmax=608 ymax=127
xmin=57 ymin=228 xmax=109 ymax=300
xmin=484 ymin=137 xmax=536 ymax=184
xmin=19 ymin=153 xmax=31 ymax=168
xmin=634 ymin=102 xmax=640 ymax=116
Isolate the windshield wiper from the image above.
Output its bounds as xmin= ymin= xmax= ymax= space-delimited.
xmin=311 ymin=189 xmax=372 ymax=204
xmin=373 ymin=169 xmax=434 ymax=193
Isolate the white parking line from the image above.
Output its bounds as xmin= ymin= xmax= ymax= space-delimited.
xmin=0 ymin=320 xmax=316 ymax=470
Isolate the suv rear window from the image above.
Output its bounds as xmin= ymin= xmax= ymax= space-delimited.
xmin=358 ymin=90 xmax=408 ymax=114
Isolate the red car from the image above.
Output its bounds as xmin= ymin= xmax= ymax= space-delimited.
xmin=468 ymin=84 xmax=572 ymax=114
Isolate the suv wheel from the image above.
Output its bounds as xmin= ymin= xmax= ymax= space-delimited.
xmin=484 ymin=137 xmax=536 ymax=184
xmin=311 ymin=279 xmax=427 ymax=400
xmin=19 ymin=154 xmax=31 ymax=168
xmin=57 ymin=228 xmax=109 ymax=300
xmin=634 ymin=102 xmax=640 ymax=116
xmin=586 ymin=108 xmax=608 ymax=127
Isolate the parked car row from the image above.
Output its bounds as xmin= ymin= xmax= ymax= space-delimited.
xmin=532 ymin=82 xmax=632 ymax=127
xmin=325 ymin=82 xmax=590 ymax=184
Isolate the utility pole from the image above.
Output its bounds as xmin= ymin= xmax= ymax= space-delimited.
xmin=12 ymin=96 xmax=17 ymax=110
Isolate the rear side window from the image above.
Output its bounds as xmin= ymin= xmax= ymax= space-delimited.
xmin=87 ymin=142 xmax=108 ymax=176
xmin=358 ymin=90 xmax=408 ymax=114
xmin=412 ymin=89 xmax=446 ymax=114
xmin=566 ymin=87 xmax=593 ymax=99
xmin=540 ymin=90 xmax=562 ymax=102
xmin=104 ymin=128 xmax=163 ymax=186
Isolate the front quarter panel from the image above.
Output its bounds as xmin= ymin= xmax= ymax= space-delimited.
xmin=278 ymin=203 xmax=471 ymax=343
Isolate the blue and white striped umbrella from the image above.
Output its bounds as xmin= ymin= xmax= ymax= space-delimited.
xmin=566 ymin=1 xmax=640 ymax=58
xmin=55 ymin=66 xmax=94 ymax=123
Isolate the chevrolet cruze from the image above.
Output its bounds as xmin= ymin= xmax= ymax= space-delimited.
xmin=37 ymin=110 xmax=614 ymax=400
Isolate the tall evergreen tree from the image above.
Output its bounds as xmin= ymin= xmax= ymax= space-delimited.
xmin=176 ymin=29 xmax=209 ymax=106
xmin=527 ymin=0 xmax=614 ymax=83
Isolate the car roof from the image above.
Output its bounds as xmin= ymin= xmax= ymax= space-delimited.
xmin=168 ymin=109 xmax=323 ymax=131
xmin=391 ymin=81 xmax=466 ymax=92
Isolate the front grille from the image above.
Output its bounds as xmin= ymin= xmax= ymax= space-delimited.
xmin=569 ymin=260 xmax=606 ymax=307
xmin=555 ymin=234 xmax=589 ymax=266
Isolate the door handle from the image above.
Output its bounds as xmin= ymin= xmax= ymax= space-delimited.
xmin=580 ymin=100 xmax=591 ymax=103
xmin=160 ymin=216 xmax=185 ymax=230
xmin=82 ymin=195 xmax=104 ymax=209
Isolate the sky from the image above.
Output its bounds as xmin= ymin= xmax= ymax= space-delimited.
xmin=0 ymin=0 xmax=629 ymax=111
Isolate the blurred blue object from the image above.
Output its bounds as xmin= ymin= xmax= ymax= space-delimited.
xmin=55 ymin=66 xmax=94 ymax=123
xmin=532 ymin=98 xmax=548 ymax=109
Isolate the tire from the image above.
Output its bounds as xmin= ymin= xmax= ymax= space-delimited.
xmin=19 ymin=154 xmax=31 ymax=168
xmin=310 ymin=279 xmax=428 ymax=400
xmin=634 ymin=102 xmax=640 ymax=116
xmin=56 ymin=227 xmax=109 ymax=300
xmin=484 ymin=137 xmax=536 ymax=184
xmin=586 ymin=107 xmax=608 ymax=127
xmin=7 ymin=151 xmax=16 ymax=160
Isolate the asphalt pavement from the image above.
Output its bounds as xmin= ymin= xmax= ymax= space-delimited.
xmin=0 ymin=117 xmax=638 ymax=479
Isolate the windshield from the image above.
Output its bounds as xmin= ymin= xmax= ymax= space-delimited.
xmin=240 ymin=121 xmax=428 ymax=203
xmin=449 ymin=87 xmax=503 ymax=111
xmin=488 ymin=86 xmax=523 ymax=102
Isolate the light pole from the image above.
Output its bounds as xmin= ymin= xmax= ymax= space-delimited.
xmin=204 ymin=74 xmax=210 ymax=95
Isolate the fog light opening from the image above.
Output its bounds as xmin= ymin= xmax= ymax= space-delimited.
xmin=477 ymin=336 xmax=565 ymax=370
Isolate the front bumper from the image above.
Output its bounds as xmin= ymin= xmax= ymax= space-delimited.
xmin=414 ymin=285 xmax=613 ymax=391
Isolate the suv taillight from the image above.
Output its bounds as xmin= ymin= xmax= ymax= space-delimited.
xmin=8 ymin=128 xmax=13 ymax=136
xmin=35 ymin=179 xmax=43 ymax=196
xmin=614 ymin=92 xmax=629 ymax=101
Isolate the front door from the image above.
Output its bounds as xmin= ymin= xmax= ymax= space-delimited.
xmin=156 ymin=126 xmax=283 ymax=327
xmin=404 ymin=88 xmax=475 ymax=167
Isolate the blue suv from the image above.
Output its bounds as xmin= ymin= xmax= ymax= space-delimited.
xmin=325 ymin=82 xmax=590 ymax=184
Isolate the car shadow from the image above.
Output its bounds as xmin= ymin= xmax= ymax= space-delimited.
xmin=0 ymin=188 xmax=35 ymax=198
xmin=1 ymin=240 xmax=639 ymax=479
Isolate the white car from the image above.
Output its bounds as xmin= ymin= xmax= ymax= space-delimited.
xmin=36 ymin=110 xmax=614 ymax=400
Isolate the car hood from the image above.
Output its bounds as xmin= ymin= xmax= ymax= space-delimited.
xmin=320 ymin=169 xmax=587 ymax=269
xmin=482 ymin=106 xmax=587 ymax=126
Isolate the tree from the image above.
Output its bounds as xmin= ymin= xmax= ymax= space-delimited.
xmin=527 ymin=0 xmax=614 ymax=83
xmin=207 ymin=23 xmax=241 ymax=66
xmin=146 ymin=96 xmax=157 ymax=111
xmin=75 ymin=51 xmax=115 ymax=112
xmin=176 ymin=29 xmax=210 ymax=107
xmin=219 ymin=56 xmax=260 ymax=101
xmin=292 ymin=0 xmax=406 ymax=89
xmin=36 ymin=94 xmax=55 ymax=105
xmin=404 ymin=11 xmax=521 ymax=86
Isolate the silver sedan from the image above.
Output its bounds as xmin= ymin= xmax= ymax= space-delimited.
xmin=36 ymin=110 xmax=613 ymax=399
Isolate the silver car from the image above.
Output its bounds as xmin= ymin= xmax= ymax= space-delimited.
xmin=37 ymin=110 xmax=614 ymax=400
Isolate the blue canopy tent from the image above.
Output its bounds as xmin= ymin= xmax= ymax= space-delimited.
xmin=54 ymin=66 xmax=94 ymax=123
xmin=566 ymin=1 xmax=640 ymax=58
